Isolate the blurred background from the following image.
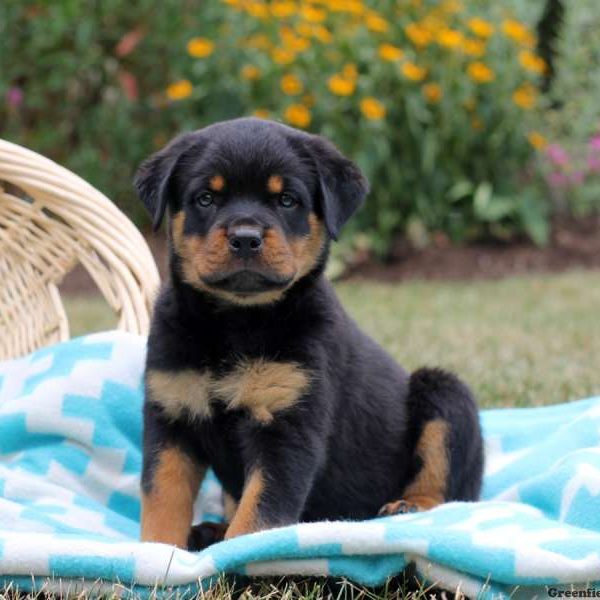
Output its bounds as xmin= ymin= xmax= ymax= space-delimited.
xmin=1 ymin=0 xmax=599 ymax=409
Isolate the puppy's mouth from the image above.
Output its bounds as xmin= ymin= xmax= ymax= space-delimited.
xmin=201 ymin=269 xmax=293 ymax=296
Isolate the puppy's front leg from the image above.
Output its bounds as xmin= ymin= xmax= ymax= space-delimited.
xmin=140 ymin=402 xmax=206 ymax=547
xmin=225 ymin=422 xmax=324 ymax=539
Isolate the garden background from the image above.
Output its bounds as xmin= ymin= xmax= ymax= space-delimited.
xmin=1 ymin=0 xmax=600 ymax=408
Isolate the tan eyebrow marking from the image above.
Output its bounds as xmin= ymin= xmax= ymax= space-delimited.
xmin=209 ymin=174 xmax=225 ymax=192
xmin=267 ymin=175 xmax=284 ymax=194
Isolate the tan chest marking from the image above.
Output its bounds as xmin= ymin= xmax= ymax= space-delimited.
xmin=146 ymin=360 xmax=310 ymax=424
xmin=212 ymin=359 xmax=310 ymax=423
xmin=146 ymin=369 xmax=212 ymax=421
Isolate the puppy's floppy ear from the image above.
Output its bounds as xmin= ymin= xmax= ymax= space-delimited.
xmin=134 ymin=132 xmax=197 ymax=231
xmin=303 ymin=135 xmax=369 ymax=240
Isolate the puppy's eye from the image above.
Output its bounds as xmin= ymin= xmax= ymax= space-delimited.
xmin=195 ymin=191 xmax=214 ymax=207
xmin=279 ymin=192 xmax=297 ymax=208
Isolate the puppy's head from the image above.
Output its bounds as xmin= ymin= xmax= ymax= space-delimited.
xmin=135 ymin=118 xmax=368 ymax=305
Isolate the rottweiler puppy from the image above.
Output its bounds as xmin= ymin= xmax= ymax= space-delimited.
xmin=135 ymin=117 xmax=484 ymax=550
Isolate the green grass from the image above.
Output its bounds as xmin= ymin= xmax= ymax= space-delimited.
xmin=54 ymin=271 xmax=600 ymax=598
xmin=66 ymin=270 xmax=600 ymax=411
xmin=0 ymin=573 xmax=442 ymax=600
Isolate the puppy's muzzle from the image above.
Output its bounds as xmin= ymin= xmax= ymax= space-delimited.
xmin=228 ymin=225 xmax=263 ymax=259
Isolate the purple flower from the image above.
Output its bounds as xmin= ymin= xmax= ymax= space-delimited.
xmin=570 ymin=170 xmax=585 ymax=185
xmin=588 ymin=154 xmax=600 ymax=173
xmin=6 ymin=87 xmax=23 ymax=108
xmin=589 ymin=134 xmax=600 ymax=152
xmin=546 ymin=144 xmax=569 ymax=167
xmin=547 ymin=172 xmax=569 ymax=188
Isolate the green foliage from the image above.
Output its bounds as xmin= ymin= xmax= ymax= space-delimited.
xmin=0 ymin=1 xmax=199 ymax=225
xmin=2 ymin=0 xmax=590 ymax=253
xmin=162 ymin=0 xmax=551 ymax=251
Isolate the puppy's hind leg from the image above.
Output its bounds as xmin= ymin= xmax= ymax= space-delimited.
xmin=379 ymin=368 xmax=484 ymax=516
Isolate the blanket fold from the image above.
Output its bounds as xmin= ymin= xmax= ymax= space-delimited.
xmin=1 ymin=331 xmax=599 ymax=599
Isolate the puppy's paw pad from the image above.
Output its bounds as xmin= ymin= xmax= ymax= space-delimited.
xmin=378 ymin=500 xmax=421 ymax=516
xmin=187 ymin=522 xmax=228 ymax=551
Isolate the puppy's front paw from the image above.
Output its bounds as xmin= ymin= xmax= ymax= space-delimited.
xmin=378 ymin=495 xmax=442 ymax=516
xmin=187 ymin=522 xmax=228 ymax=551
xmin=378 ymin=500 xmax=419 ymax=516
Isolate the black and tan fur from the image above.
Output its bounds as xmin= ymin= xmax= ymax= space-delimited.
xmin=135 ymin=117 xmax=484 ymax=550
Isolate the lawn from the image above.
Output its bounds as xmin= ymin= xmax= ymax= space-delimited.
xmin=65 ymin=270 xmax=600 ymax=411
xmin=50 ymin=270 xmax=600 ymax=599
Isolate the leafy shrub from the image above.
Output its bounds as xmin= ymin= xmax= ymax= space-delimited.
xmin=0 ymin=0 xmax=199 ymax=225
xmin=1 ymin=1 xmax=563 ymax=251
xmin=164 ymin=0 xmax=550 ymax=250
xmin=532 ymin=0 xmax=600 ymax=218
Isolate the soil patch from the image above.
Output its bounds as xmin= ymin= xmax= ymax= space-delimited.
xmin=346 ymin=215 xmax=600 ymax=282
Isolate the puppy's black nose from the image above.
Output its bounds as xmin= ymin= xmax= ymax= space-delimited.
xmin=228 ymin=225 xmax=263 ymax=258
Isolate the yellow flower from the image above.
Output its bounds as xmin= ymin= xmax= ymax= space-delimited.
xmin=313 ymin=25 xmax=333 ymax=43
xmin=272 ymin=47 xmax=296 ymax=64
xmin=284 ymin=104 xmax=311 ymax=128
xmin=253 ymin=108 xmax=271 ymax=119
xmin=301 ymin=5 xmax=327 ymax=22
xmin=468 ymin=17 xmax=494 ymax=39
xmin=360 ymin=97 xmax=386 ymax=120
xmin=519 ymin=50 xmax=546 ymax=74
xmin=512 ymin=83 xmax=537 ymax=109
xmin=328 ymin=73 xmax=356 ymax=96
xmin=166 ymin=79 xmax=192 ymax=101
xmin=271 ymin=1 xmax=296 ymax=18
xmin=241 ymin=64 xmax=261 ymax=81
xmin=279 ymin=25 xmax=295 ymax=42
xmin=467 ymin=61 xmax=495 ymax=83
xmin=246 ymin=2 xmax=269 ymax=18
xmin=342 ymin=63 xmax=358 ymax=80
xmin=245 ymin=34 xmax=271 ymax=50
xmin=502 ymin=19 xmax=536 ymax=47
xmin=343 ymin=0 xmax=365 ymax=15
xmin=296 ymin=22 xmax=313 ymax=37
xmin=437 ymin=28 xmax=464 ymax=49
xmin=401 ymin=61 xmax=427 ymax=82
xmin=527 ymin=131 xmax=547 ymax=150
xmin=378 ymin=43 xmax=404 ymax=61
xmin=285 ymin=35 xmax=311 ymax=52
xmin=422 ymin=82 xmax=443 ymax=103
xmin=366 ymin=13 xmax=389 ymax=33
xmin=422 ymin=15 xmax=444 ymax=35
xmin=186 ymin=37 xmax=215 ymax=58
xmin=280 ymin=73 xmax=303 ymax=95
xmin=405 ymin=22 xmax=432 ymax=47
xmin=471 ymin=116 xmax=483 ymax=131
xmin=464 ymin=38 xmax=486 ymax=57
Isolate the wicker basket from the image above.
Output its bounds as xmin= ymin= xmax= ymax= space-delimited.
xmin=0 ymin=139 xmax=160 ymax=361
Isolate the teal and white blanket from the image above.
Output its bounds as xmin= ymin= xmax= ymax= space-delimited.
xmin=1 ymin=331 xmax=600 ymax=598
